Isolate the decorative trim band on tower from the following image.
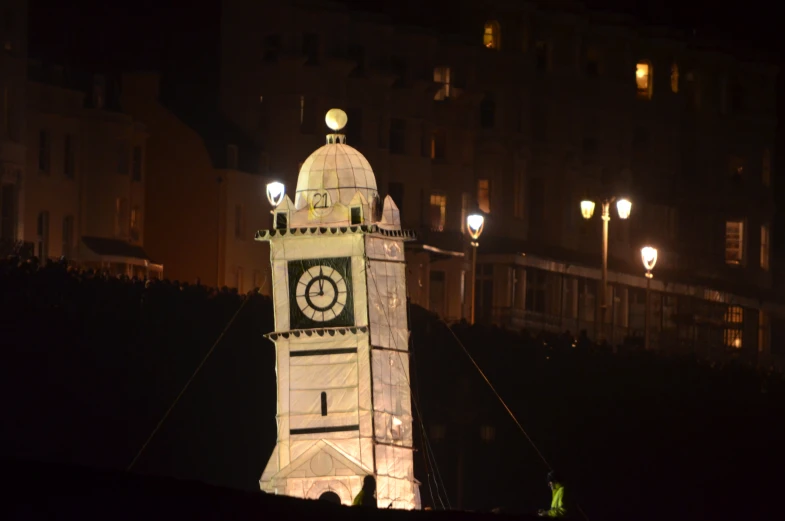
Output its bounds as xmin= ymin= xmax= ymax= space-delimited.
xmin=254 ymin=225 xmax=416 ymax=241
xmin=265 ymin=325 xmax=369 ymax=340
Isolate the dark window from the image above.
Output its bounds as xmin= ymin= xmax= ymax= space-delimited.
xmin=535 ymin=41 xmax=549 ymax=72
xmin=431 ymin=129 xmax=446 ymax=160
xmin=62 ymin=215 xmax=74 ymax=258
xmin=263 ymin=34 xmax=281 ymax=63
xmin=389 ymin=118 xmax=406 ymax=154
xmin=345 ymin=108 xmax=363 ymax=144
xmin=377 ymin=116 xmax=387 ymax=148
xmin=731 ymin=84 xmax=745 ymax=112
xmin=1 ymin=184 xmax=14 ymax=241
xmin=275 ymin=211 xmax=288 ymax=229
xmin=347 ymin=44 xmax=365 ymax=74
xmin=632 ymin=128 xmax=649 ymax=148
xmin=582 ymin=137 xmax=598 ymax=155
xmin=302 ymin=33 xmax=320 ymax=65
xmin=38 ymin=130 xmax=50 ymax=173
xmin=390 ymin=56 xmax=407 ymax=87
xmin=320 ymin=392 xmax=328 ymax=416
xmin=586 ymin=59 xmax=599 ymax=76
xmin=480 ymin=94 xmax=495 ymax=129
xmin=63 ymin=135 xmax=75 ymax=179
xmin=117 ymin=143 xmax=129 ymax=175
xmin=527 ymin=178 xmax=545 ymax=229
xmin=350 ymin=206 xmax=362 ymax=225
xmin=132 ymin=146 xmax=142 ymax=182
xmin=388 ymin=182 xmax=404 ymax=210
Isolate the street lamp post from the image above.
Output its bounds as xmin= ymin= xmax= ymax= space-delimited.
xmin=266 ymin=181 xmax=285 ymax=209
xmin=641 ymin=246 xmax=658 ymax=351
xmin=580 ymin=197 xmax=631 ymax=343
xmin=466 ymin=214 xmax=485 ymax=325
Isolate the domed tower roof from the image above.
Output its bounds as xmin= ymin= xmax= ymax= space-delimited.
xmin=293 ymin=140 xmax=378 ymax=210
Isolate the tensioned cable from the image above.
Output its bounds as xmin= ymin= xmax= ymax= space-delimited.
xmin=127 ymin=296 xmax=250 ymax=472
xmin=437 ymin=318 xmax=591 ymax=521
xmin=437 ymin=319 xmax=553 ymax=470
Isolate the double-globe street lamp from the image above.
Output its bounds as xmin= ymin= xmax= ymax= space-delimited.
xmin=580 ymin=197 xmax=632 ymax=342
xmin=641 ymin=246 xmax=658 ymax=351
xmin=466 ymin=214 xmax=485 ymax=325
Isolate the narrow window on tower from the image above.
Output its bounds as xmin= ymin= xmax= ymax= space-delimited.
xmin=350 ymin=206 xmax=362 ymax=225
xmin=320 ymin=392 xmax=328 ymax=416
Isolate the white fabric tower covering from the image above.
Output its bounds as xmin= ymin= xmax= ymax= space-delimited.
xmin=257 ymin=123 xmax=419 ymax=509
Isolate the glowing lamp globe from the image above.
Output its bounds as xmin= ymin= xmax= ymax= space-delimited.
xmin=641 ymin=246 xmax=658 ymax=272
xmin=467 ymin=214 xmax=485 ymax=240
xmin=266 ymin=181 xmax=285 ymax=207
xmin=325 ymin=108 xmax=348 ymax=131
xmin=616 ymin=198 xmax=632 ymax=220
xmin=580 ymin=200 xmax=596 ymax=220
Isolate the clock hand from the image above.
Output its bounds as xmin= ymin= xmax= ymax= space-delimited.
xmin=318 ymin=267 xmax=324 ymax=295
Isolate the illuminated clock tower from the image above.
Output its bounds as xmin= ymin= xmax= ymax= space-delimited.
xmin=256 ymin=109 xmax=420 ymax=509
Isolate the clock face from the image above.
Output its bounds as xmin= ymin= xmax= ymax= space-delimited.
xmin=288 ymin=257 xmax=354 ymax=329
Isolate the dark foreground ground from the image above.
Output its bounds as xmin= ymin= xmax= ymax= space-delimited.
xmin=6 ymin=460 xmax=538 ymax=521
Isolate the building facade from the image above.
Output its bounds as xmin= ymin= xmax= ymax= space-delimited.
xmin=120 ymin=72 xmax=273 ymax=293
xmin=17 ymin=63 xmax=160 ymax=277
xmin=1 ymin=1 xmax=162 ymax=277
xmin=0 ymin=0 xmax=28 ymax=251
xmin=218 ymin=0 xmax=780 ymax=364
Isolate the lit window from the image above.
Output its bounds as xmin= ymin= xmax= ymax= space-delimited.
xmin=636 ymin=61 xmax=652 ymax=100
xmin=724 ymin=306 xmax=743 ymax=349
xmin=728 ymin=155 xmax=745 ymax=177
xmin=433 ymin=66 xmax=451 ymax=100
xmin=429 ymin=193 xmax=446 ymax=231
xmin=761 ymin=225 xmax=770 ymax=271
xmin=477 ymin=179 xmax=490 ymax=213
xmin=725 ymin=221 xmax=744 ymax=265
xmin=762 ymin=148 xmax=771 ymax=187
xmin=670 ymin=63 xmax=679 ymax=93
xmin=483 ymin=20 xmax=500 ymax=50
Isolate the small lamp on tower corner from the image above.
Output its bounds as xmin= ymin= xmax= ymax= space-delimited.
xmin=266 ymin=181 xmax=285 ymax=208
xmin=641 ymin=246 xmax=658 ymax=277
xmin=467 ymin=214 xmax=485 ymax=242
xmin=616 ymin=198 xmax=632 ymax=219
xmin=580 ymin=200 xmax=596 ymax=220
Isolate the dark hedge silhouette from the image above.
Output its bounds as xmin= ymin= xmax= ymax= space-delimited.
xmin=2 ymin=257 xmax=782 ymax=521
